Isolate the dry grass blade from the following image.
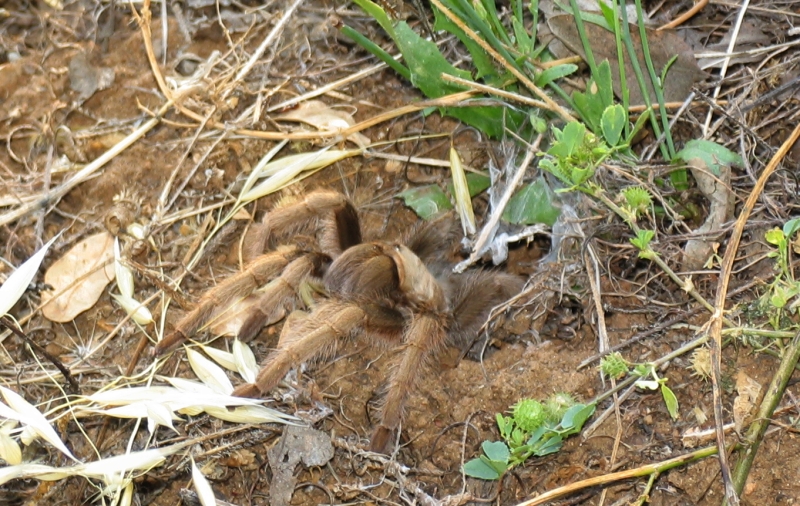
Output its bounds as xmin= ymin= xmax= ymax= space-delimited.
xmin=0 ymin=386 xmax=76 ymax=461
xmin=449 ymin=146 xmax=476 ymax=235
xmin=186 ymin=347 xmax=234 ymax=395
xmin=0 ymin=234 xmax=60 ymax=317
xmin=191 ymin=457 xmax=216 ymax=506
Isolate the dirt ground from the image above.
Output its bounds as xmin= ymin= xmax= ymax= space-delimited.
xmin=1 ymin=0 xmax=800 ymax=505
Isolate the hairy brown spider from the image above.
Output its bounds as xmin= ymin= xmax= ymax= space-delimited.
xmin=155 ymin=190 xmax=523 ymax=452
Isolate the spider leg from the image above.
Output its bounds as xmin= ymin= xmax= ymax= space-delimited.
xmin=244 ymin=189 xmax=361 ymax=261
xmin=155 ymin=246 xmax=300 ymax=355
xmin=370 ymin=243 xmax=449 ymax=452
xmin=237 ymin=252 xmax=329 ymax=342
xmin=232 ymin=300 xmax=367 ymax=398
xmin=371 ymin=312 xmax=448 ymax=453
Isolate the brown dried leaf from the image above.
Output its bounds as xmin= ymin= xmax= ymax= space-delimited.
xmin=275 ymin=100 xmax=370 ymax=147
xmin=733 ymin=371 xmax=761 ymax=433
xmin=547 ymin=15 xmax=706 ymax=105
xmin=683 ymin=158 xmax=734 ymax=270
xmin=41 ymin=232 xmax=115 ymax=322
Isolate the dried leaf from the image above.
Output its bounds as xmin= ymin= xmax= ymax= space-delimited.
xmin=547 ymin=15 xmax=706 ymax=105
xmin=203 ymin=405 xmax=297 ymax=424
xmin=680 ymin=151 xmax=736 ymax=270
xmin=199 ymin=345 xmax=238 ymax=372
xmin=276 ymin=100 xmax=370 ymax=147
xmin=111 ymin=294 xmax=153 ymax=325
xmin=733 ymin=371 xmax=761 ymax=433
xmin=241 ymin=148 xmax=361 ymax=203
xmin=114 ymin=238 xmax=134 ymax=299
xmin=42 ymin=232 xmax=115 ymax=322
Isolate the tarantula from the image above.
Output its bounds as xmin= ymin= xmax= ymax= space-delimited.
xmin=155 ymin=190 xmax=523 ymax=452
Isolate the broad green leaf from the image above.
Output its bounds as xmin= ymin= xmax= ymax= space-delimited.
xmin=560 ymin=403 xmax=595 ymax=432
xmin=481 ymin=440 xmax=510 ymax=463
xmin=502 ymin=179 xmax=561 ymax=226
xmin=673 ymin=139 xmax=743 ymax=176
xmin=783 ymin=218 xmax=800 ymax=239
xmin=661 ymin=385 xmax=679 ymax=420
xmin=535 ymin=434 xmax=563 ymax=456
xmin=398 ymin=185 xmax=453 ymax=219
xmin=601 ymin=104 xmax=626 ymax=147
xmin=535 ymin=63 xmax=578 ymax=88
xmin=463 ymin=457 xmax=502 ymax=480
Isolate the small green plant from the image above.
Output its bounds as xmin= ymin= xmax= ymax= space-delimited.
xmin=463 ymin=394 xmax=595 ymax=480
xmin=600 ymin=352 xmax=679 ymax=419
xmin=758 ymin=218 xmax=800 ymax=328
xmin=629 ymin=229 xmax=655 ymax=258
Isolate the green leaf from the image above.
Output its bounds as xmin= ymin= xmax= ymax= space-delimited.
xmin=482 ymin=440 xmax=510 ymax=463
xmin=535 ymin=63 xmax=578 ymax=88
xmin=601 ymin=104 xmax=627 ymax=147
xmin=447 ymin=173 xmax=491 ymax=198
xmin=627 ymin=108 xmax=651 ymax=144
xmin=673 ymin=139 xmax=743 ymax=176
xmin=352 ymin=0 xmax=397 ymax=39
xmin=512 ymin=15 xmax=533 ymax=55
xmin=661 ymin=385 xmax=679 ymax=420
xmin=526 ymin=425 xmax=548 ymax=445
xmin=398 ymin=185 xmax=453 ymax=219
xmin=463 ymin=457 xmax=502 ymax=480
xmin=432 ymin=5 xmax=497 ymax=80
xmin=549 ymin=121 xmax=585 ymax=158
xmin=502 ymin=178 xmax=561 ymax=226
xmin=594 ymin=60 xmax=615 ymax=110
xmin=534 ymin=434 xmax=563 ymax=456
xmin=560 ymin=403 xmax=595 ymax=432
xmin=340 ymin=25 xmax=409 ymax=80
xmin=765 ymin=228 xmax=785 ymax=247
xmin=783 ymin=218 xmax=800 ymax=239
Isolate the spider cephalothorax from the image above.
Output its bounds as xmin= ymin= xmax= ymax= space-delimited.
xmin=156 ymin=189 xmax=523 ymax=452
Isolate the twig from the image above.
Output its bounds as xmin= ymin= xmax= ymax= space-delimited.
xmin=514 ymin=445 xmax=720 ymax=505
xmin=454 ymin=134 xmax=543 ymax=273
xmin=220 ymin=0 xmax=305 ymax=100
xmin=0 ymin=101 xmax=172 ymax=228
xmin=730 ymin=331 xmax=800 ymax=498
xmin=0 ymin=316 xmax=79 ymax=394
xmin=704 ymin=116 xmax=800 ymax=506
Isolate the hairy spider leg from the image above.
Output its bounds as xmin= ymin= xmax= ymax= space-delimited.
xmin=370 ymin=244 xmax=449 ymax=452
xmin=232 ymin=298 xmax=406 ymax=399
xmin=244 ymin=189 xmax=361 ymax=261
xmin=237 ymin=252 xmax=330 ymax=342
xmin=154 ymin=246 xmax=301 ymax=355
